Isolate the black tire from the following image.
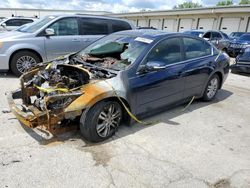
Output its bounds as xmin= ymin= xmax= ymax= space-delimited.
xmin=202 ymin=74 xmax=220 ymax=101
xmin=10 ymin=51 xmax=41 ymax=76
xmin=80 ymin=100 xmax=122 ymax=142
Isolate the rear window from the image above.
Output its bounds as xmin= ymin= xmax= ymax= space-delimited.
xmin=183 ymin=37 xmax=212 ymax=60
xmin=5 ymin=19 xmax=25 ymax=26
xmin=109 ymin=20 xmax=132 ymax=32
xmin=80 ymin=18 xmax=109 ymax=35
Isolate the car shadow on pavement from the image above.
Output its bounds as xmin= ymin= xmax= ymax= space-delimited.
xmin=0 ymin=72 xmax=17 ymax=78
xmin=110 ymin=88 xmax=233 ymax=143
xmin=18 ymin=88 xmax=233 ymax=146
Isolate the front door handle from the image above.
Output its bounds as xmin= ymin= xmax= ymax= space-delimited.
xmin=83 ymin=39 xmax=92 ymax=42
xmin=72 ymin=39 xmax=80 ymax=42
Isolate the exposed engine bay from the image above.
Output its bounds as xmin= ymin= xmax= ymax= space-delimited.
xmin=22 ymin=62 xmax=117 ymax=112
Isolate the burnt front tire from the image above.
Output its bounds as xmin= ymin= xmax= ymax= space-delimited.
xmin=80 ymin=100 xmax=122 ymax=142
xmin=202 ymin=74 xmax=220 ymax=101
xmin=10 ymin=51 xmax=41 ymax=76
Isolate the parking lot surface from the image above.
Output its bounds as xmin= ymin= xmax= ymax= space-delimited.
xmin=0 ymin=72 xmax=250 ymax=188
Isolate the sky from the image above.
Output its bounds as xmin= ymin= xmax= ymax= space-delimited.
xmin=0 ymin=0 xmax=241 ymax=13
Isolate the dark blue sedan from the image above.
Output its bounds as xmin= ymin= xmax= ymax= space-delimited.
xmin=228 ymin=33 xmax=250 ymax=57
xmin=231 ymin=46 xmax=250 ymax=74
xmin=8 ymin=30 xmax=230 ymax=142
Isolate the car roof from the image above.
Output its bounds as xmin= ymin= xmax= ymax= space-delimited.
xmin=47 ymin=14 xmax=132 ymax=23
xmin=184 ymin=30 xmax=205 ymax=32
xmin=6 ymin=17 xmax=36 ymax=20
xmin=113 ymin=29 xmax=179 ymax=40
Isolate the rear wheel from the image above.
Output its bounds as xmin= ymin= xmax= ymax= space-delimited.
xmin=10 ymin=51 xmax=40 ymax=76
xmin=80 ymin=100 xmax=122 ymax=142
xmin=202 ymin=74 xmax=220 ymax=101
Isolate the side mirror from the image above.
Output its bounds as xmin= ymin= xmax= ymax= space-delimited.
xmin=45 ymin=28 xmax=55 ymax=36
xmin=1 ymin=23 xmax=6 ymax=28
xmin=215 ymin=39 xmax=219 ymax=45
xmin=138 ymin=61 xmax=166 ymax=74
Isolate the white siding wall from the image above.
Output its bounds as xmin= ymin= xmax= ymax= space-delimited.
xmin=138 ymin=19 xmax=148 ymax=27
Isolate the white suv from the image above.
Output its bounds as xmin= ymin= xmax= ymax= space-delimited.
xmin=0 ymin=17 xmax=36 ymax=32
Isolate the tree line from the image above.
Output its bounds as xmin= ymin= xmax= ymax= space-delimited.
xmin=173 ymin=0 xmax=250 ymax=9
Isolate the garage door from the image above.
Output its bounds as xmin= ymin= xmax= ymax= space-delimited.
xmin=198 ymin=18 xmax=215 ymax=30
xmin=220 ymin=18 xmax=241 ymax=34
xmin=163 ymin=19 xmax=175 ymax=32
xmin=138 ymin=19 xmax=148 ymax=27
xmin=149 ymin=19 xmax=161 ymax=29
xmin=179 ymin=18 xmax=193 ymax=32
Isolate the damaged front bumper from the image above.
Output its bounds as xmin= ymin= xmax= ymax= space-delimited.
xmin=8 ymin=89 xmax=83 ymax=133
xmin=8 ymin=89 xmax=39 ymax=128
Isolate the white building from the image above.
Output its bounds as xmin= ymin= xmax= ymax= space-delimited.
xmin=110 ymin=5 xmax=250 ymax=34
xmin=0 ymin=6 xmax=249 ymax=34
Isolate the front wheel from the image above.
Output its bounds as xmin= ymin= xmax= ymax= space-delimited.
xmin=80 ymin=100 xmax=122 ymax=142
xmin=10 ymin=51 xmax=40 ymax=76
xmin=202 ymin=74 xmax=220 ymax=101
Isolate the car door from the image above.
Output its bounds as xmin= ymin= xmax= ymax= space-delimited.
xmin=79 ymin=18 xmax=110 ymax=50
xmin=44 ymin=17 xmax=82 ymax=60
xmin=181 ymin=37 xmax=214 ymax=97
xmin=129 ymin=37 xmax=186 ymax=115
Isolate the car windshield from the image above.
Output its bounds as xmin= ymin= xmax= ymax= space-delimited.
xmin=16 ymin=16 xmax=57 ymax=33
xmin=78 ymin=34 xmax=151 ymax=71
xmin=239 ymin=34 xmax=250 ymax=41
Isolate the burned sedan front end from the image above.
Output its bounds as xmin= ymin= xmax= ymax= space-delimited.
xmin=8 ymin=61 xmax=119 ymax=133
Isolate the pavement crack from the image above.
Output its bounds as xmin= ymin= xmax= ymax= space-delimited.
xmin=1 ymin=160 xmax=21 ymax=167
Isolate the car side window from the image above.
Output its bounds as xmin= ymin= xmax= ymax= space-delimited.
xmin=80 ymin=18 xmax=109 ymax=35
xmin=110 ymin=20 xmax=132 ymax=32
xmin=203 ymin=32 xmax=211 ymax=40
xmin=183 ymin=37 xmax=211 ymax=60
xmin=147 ymin=38 xmax=182 ymax=65
xmin=21 ymin=19 xmax=33 ymax=25
xmin=49 ymin=18 xmax=79 ymax=36
xmin=5 ymin=19 xmax=23 ymax=26
xmin=212 ymin=32 xmax=222 ymax=40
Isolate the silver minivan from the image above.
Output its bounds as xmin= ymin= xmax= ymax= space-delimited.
xmin=0 ymin=14 xmax=134 ymax=76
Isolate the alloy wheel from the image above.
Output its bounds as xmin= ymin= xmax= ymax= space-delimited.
xmin=207 ymin=77 xmax=218 ymax=99
xmin=16 ymin=55 xmax=37 ymax=74
xmin=96 ymin=103 xmax=122 ymax=138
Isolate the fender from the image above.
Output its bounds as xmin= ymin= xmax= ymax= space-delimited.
xmin=6 ymin=42 xmax=46 ymax=69
xmin=64 ymin=80 xmax=128 ymax=113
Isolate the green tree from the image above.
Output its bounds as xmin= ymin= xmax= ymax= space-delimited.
xmin=216 ymin=0 xmax=233 ymax=6
xmin=239 ymin=0 xmax=250 ymax=4
xmin=173 ymin=1 xmax=203 ymax=9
